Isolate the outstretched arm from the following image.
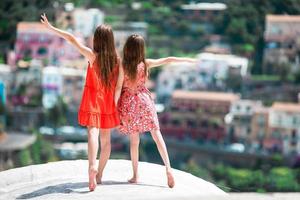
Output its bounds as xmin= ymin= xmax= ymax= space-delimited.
xmin=114 ymin=65 xmax=124 ymax=105
xmin=146 ymin=57 xmax=196 ymax=68
xmin=40 ymin=13 xmax=95 ymax=62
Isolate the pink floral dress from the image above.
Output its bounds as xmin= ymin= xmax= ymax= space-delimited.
xmin=118 ymin=62 xmax=159 ymax=134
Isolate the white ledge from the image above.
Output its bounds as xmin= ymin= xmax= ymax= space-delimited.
xmin=0 ymin=159 xmax=226 ymax=199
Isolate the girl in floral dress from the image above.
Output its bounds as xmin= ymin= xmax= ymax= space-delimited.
xmin=115 ymin=34 xmax=196 ymax=188
xmin=41 ymin=14 xmax=120 ymax=191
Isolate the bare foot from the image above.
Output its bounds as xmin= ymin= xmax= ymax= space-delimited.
xmin=96 ymin=173 xmax=102 ymax=184
xmin=128 ymin=176 xmax=138 ymax=183
xmin=166 ymin=170 xmax=175 ymax=188
xmin=89 ymin=166 xmax=98 ymax=191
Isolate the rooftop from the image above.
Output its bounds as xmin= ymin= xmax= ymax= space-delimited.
xmin=17 ymin=22 xmax=51 ymax=33
xmin=0 ymin=159 xmax=226 ymax=200
xmin=272 ymin=102 xmax=300 ymax=113
xmin=181 ymin=3 xmax=227 ymax=11
xmin=172 ymin=90 xmax=240 ymax=103
xmin=0 ymin=132 xmax=36 ymax=152
xmin=266 ymin=14 xmax=300 ymax=22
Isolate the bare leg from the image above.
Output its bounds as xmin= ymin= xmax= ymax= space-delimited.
xmin=87 ymin=127 xmax=99 ymax=191
xmin=128 ymin=133 xmax=140 ymax=183
xmin=150 ymin=129 xmax=175 ymax=188
xmin=96 ymin=129 xmax=111 ymax=184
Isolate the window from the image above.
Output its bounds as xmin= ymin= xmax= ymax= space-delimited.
xmin=293 ymin=116 xmax=297 ymax=125
xmin=175 ymin=79 xmax=182 ymax=89
xmin=246 ymin=106 xmax=251 ymax=112
xmin=272 ymin=131 xmax=281 ymax=139
xmin=187 ymin=119 xmax=196 ymax=128
xmin=247 ymin=127 xmax=251 ymax=134
xmin=291 ymin=130 xmax=297 ymax=146
xmin=172 ymin=119 xmax=180 ymax=126
xmin=23 ymin=48 xmax=32 ymax=58
xmin=23 ymin=35 xmax=30 ymax=42
xmin=39 ymin=35 xmax=46 ymax=42
xmin=277 ymin=115 xmax=282 ymax=125
xmin=201 ymin=120 xmax=208 ymax=127
xmin=258 ymin=130 xmax=264 ymax=139
xmin=37 ymin=47 xmax=48 ymax=55
xmin=292 ymin=130 xmax=297 ymax=139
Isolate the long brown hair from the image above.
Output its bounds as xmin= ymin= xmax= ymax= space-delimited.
xmin=122 ymin=34 xmax=147 ymax=82
xmin=93 ymin=24 xmax=118 ymax=88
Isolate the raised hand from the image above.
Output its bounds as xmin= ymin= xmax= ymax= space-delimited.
xmin=39 ymin=13 xmax=94 ymax=62
xmin=40 ymin=13 xmax=53 ymax=29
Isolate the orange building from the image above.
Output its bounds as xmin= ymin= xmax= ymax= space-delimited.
xmin=159 ymin=90 xmax=240 ymax=142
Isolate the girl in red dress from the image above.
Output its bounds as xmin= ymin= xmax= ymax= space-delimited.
xmin=115 ymin=34 xmax=196 ymax=188
xmin=41 ymin=14 xmax=120 ymax=191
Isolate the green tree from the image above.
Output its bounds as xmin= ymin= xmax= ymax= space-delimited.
xmin=0 ymin=0 xmax=61 ymax=54
xmin=184 ymin=160 xmax=212 ymax=181
xmin=31 ymin=130 xmax=57 ymax=164
xmin=47 ymin=96 xmax=68 ymax=127
xmin=274 ymin=62 xmax=291 ymax=82
xmin=18 ymin=149 xmax=33 ymax=167
xmin=226 ymin=168 xmax=255 ymax=191
xmin=268 ymin=167 xmax=300 ymax=192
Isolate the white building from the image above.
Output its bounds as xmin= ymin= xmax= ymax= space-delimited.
xmin=181 ymin=2 xmax=227 ymax=11
xmin=42 ymin=66 xmax=63 ymax=109
xmin=229 ymin=100 xmax=263 ymax=116
xmin=0 ymin=64 xmax=12 ymax=90
xmin=197 ymin=52 xmax=249 ymax=80
xmin=156 ymin=62 xmax=202 ymax=102
xmin=156 ymin=53 xmax=248 ymax=102
xmin=60 ymin=67 xmax=85 ymax=109
xmin=73 ymin=8 xmax=104 ymax=37
xmin=42 ymin=66 xmax=85 ymax=109
xmin=114 ymin=22 xmax=148 ymax=51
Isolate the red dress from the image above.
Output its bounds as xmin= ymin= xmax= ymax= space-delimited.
xmin=78 ymin=62 xmax=120 ymax=129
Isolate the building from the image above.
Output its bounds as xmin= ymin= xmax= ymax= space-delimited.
xmin=42 ymin=66 xmax=85 ymax=109
xmin=159 ymin=90 xmax=240 ymax=142
xmin=181 ymin=2 xmax=226 ymax=34
xmin=264 ymin=15 xmax=300 ymax=73
xmin=73 ymin=8 xmax=104 ymax=37
xmin=0 ymin=81 xmax=6 ymax=131
xmin=60 ymin=67 xmax=85 ymax=110
xmin=197 ymin=53 xmax=249 ymax=82
xmin=225 ymin=100 xmax=263 ymax=144
xmin=0 ymin=131 xmax=37 ymax=171
xmin=42 ymin=66 xmax=63 ymax=109
xmin=156 ymin=62 xmax=202 ymax=103
xmin=0 ymin=64 xmax=12 ymax=96
xmin=114 ymin=22 xmax=148 ymax=51
xmin=56 ymin=6 xmax=104 ymax=38
xmin=15 ymin=22 xmax=82 ymax=66
xmin=269 ymin=102 xmax=300 ymax=155
xmin=250 ymin=107 xmax=270 ymax=150
xmin=156 ymin=53 xmax=247 ymax=103
xmin=181 ymin=2 xmax=227 ymax=21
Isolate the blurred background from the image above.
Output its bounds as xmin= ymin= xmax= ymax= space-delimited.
xmin=0 ymin=0 xmax=300 ymax=193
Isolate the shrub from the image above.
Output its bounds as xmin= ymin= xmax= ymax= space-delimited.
xmin=268 ymin=167 xmax=300 ymax=192
xmin=18 ymin=149 xmax=33 ymax=167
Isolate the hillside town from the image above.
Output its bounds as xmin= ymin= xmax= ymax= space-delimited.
xmin=0 ymin=1 xmax=300 ymax=193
